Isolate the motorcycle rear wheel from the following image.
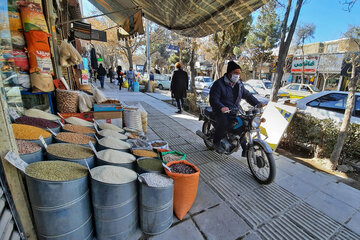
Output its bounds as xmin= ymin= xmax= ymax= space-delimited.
xmin=247 ymin=142 xmax=276 ymax=184
xmin=202 ymin=121 xmax=214 ymax=150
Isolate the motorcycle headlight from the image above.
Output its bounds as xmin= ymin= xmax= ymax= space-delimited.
xmin=251 ymin=116 xmax=261 ymax=128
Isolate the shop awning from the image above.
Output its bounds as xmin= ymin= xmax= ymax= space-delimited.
xmin=88 ymin=0 xmax=268 ymax=38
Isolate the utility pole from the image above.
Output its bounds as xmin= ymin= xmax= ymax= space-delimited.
xmin=146 ymin=20 xmax=151 ymax=92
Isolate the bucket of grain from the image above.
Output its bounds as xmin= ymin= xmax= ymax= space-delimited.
xmin=136 ymin=157 xmax=164 ymax=174
xmin=54 ymin=132 xmax=96 ymax=146
xmin=96 ymin=149 xmax=136 ymax=170
xmin=17 ymin=140 xmax=43 ymax=164
xmin=25 ymin=161 xmax=93 ymax=240
xmin=12 ymin=124 xmax=53 ymax=151
xmin=97 ymin=129 xmax=128 ymax=141
xmin=91 ymin=166 xmax=138 ymax=240
xmin=138 ymin=173 xmax=173 ymax=235
xmin=97 ymin=122 xmax=124 ymax=133
xmin=97 ymin=136 xmax=131 ymax=152
xmin=46 ymin=143 xmax=95 ymax=168
xmin=62 ymin=124 xmax=96 ymax=138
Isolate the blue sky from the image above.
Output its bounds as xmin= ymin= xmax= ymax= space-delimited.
xmin=253 ymin=0 xmax=360 ymax=44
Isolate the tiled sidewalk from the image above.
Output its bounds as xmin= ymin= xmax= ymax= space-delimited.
xmin=101 ymin=83 xmax=360 ymax=240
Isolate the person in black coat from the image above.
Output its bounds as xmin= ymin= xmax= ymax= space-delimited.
xmin=171 ymin=62 xmax=188 ymax=113
xmin=209 ymin=61 xmax=264 ymax=154
xmin=108 ymin=67 xmax=114 ymax=83
xmin=117 ymin=66 xmax=123 ymax=90
xmin=97 ymin=64 xmax=107 ymax=88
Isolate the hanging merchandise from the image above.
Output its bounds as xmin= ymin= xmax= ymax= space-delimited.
xmin=8 ymin=6 xmax=22 ymax=31
xmin=59 ymin=40 xmax=82 ymax=67
xmin=11 ymin=49 xmax=29 ymax=72
xmin=10 ymin=31 xmax=26 ymax=49
xmin=17 ymin=1 xmax=49 ymax=33
xmin=30 ymin=72 xmax=54 ymax=92
xmin=90 ymin=47 xmax=98 ymax=70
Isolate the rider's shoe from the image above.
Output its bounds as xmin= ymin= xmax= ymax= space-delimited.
xmin=214 ymin=142 xmax=225 ymax=154
xmin=241 ymin=149 xmax=247 ymax=157
xmin=176 ymin=109 xmax=182 ymax=114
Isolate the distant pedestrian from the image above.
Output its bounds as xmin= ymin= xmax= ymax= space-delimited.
xmin=117 ymin=66 xmax=123 ymax=90
xmin=108 ymin=67 xmax=114 ymax=83
xmin=97 ymin=64 xmax=107 ymax=88
xmin=171 ymin=62 xmax=188 ymax=113
xmin=126 ymin=67 xmax=136 ymax=91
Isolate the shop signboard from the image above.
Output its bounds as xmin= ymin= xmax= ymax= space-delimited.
xmin=317 ymin=53 xmax=344 ymax=73
xmin=260 ymin=102 xmax=297 ymax=151
xmin=91 ymin=29 xmax=107 ymax=42
xmin=166 ymin=44 xmax=179 ymax=53
xmin=291 ymin=55 xmax=319 ymax=73
xmin=72 ymin=21 xmax=91 ymax=40
xmin=340 ymin=52 xmax=360 ymax=77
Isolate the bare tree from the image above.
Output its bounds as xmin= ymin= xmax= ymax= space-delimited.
xmin=188 ymin=40 xmax=198 ymax=94
xmin=340 ymin=0 xmax=357 ymax=11
xmin=330 ymin=25 xmax=360 ymax=169
xmin=295 ymin=23 xmax=315 ymax=84
xmin=270 ymin=0 xmax=304 ymax=102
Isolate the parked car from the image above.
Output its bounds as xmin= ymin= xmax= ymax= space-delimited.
xmin=154 ymin=74 xmax=171 ymax=90
xmin=195 ymin=76 xmax=213 ymax=89
xmin=246 ymin=79 xmax=289 ymax=98
xmin=281 ymin=83 xmax=320 ymax=99
xmin=296 ymin=91 xmax=360 ymax=124
xmin=201 ymin=82 xmax=268 ymax=110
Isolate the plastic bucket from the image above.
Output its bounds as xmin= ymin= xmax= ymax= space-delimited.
xmin=91 ymin=167 xmax=138 ymax=240
xmin=138 ymin=173 xmax=173 ymax=235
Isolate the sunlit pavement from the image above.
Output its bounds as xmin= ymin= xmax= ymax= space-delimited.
xmin=101 ymin=81 xmax=360 ymax=240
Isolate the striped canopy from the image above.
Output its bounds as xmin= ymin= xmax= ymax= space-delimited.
xmin=88 ymin=0 xmax=268 ymax=37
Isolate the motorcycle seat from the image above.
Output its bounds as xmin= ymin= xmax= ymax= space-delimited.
xmin=204 ymin=107 xmax=215 ymax=118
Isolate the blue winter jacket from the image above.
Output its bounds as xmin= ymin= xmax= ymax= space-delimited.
xmin=209 ymin=76 xmax=260 ymax=114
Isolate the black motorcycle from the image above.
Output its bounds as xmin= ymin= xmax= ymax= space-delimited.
xmin=196 ymin=106 xmax=276 ymax=184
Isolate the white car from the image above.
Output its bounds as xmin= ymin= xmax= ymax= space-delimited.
xmin=246 ymin=79 xmax=289 ymax=98
xmin=296 ymin=91 xmax=360 ymax=124
xmin=195 ymin=76 xmax=213 ymax=89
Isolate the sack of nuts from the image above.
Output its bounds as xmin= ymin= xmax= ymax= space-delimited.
xmin=56 ymin=89 xmax=79 ymax=113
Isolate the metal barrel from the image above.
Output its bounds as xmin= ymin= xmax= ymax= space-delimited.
xmin=138 ymin=173 xmax=173 ymax=235
xmin=91 ymin=169 xmax=138 ymax=240
xmin=47 ymin=152 xmax=95 ymax=169
xmin=49 ymin=126 xmax=61 ymax=134
xmin=97 ymin=143 xmax=130 ymax=153
xmin=136 ymin=157 xmax=164 ymax=174
xmin=25 ymin=171 xmax=93 ymax=240
xmin=28 ymin=136 xmax=53 ymax=151
xmin=54 ymin=137 xmax=95 ymax=147
xmin=62 ymin=128 xmax=96 ymax=138
xmin=95 ymin=149 xmax=136 ymax=170
xmin=20 ymin=149 xmax=43 ymax=164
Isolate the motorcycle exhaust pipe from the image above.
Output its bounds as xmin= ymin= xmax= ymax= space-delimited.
xmin=196 ymin=130 xmax=207 ymax=140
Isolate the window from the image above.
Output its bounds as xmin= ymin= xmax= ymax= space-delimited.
xmin=355 ymin=95 xmax=360 ymax=117
xmin=288 ymin=85 xmax=300 ymax=91
xmin=203 ymin=77 xmax=213 ymax=82
xmin=307 ymin=93 xmax=347 ymax=113
xmin=300 ymin=85 xmax=310 ymax=92
xmin=326 ymin=44 xmax=338 ymax=53
xmin=263 ymin=82 xmax=272 ymax=89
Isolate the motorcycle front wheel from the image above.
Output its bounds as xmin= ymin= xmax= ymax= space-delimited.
xmin=202 ymin=121 xmax=214 ymax=150
xmin=247 ymin=142 xmax=276 ymax=184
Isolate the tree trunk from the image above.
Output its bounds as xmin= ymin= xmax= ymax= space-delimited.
xmin=258 ymin=60 xmax=263 ymax=80
xmin=322 ymin=75 xmax=328 ymax=91
xmin=330 ymin=59 xmax=359 ymax=169
xmin=125 ymin=40 xmax=133 ymax=68
xmin=215 ymin=54 xmax=225 ymax=80
xmin=252 ymin=60 xmax=257 ymax=79
xmin=189 ymin=41 xmax=197 ymax=94
xmin=301 ymin=45 xmax=305 ymax=84
xmin=270 ymin=0 xmax=303 ymax=102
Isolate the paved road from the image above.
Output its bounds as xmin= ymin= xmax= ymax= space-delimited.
xmin=100 ymin=82 xmax=360 ymax=240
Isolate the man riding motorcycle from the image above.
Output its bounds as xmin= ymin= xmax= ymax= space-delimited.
xmin=209 ymin=61 xmax=264 ymax=155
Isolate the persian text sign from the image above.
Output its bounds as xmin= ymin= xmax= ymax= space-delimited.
xmin=291 ymin=55 xmax=319 ymax=73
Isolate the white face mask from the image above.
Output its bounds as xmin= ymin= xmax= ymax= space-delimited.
xmin=230 ymin=74 xmax=240 ymax=83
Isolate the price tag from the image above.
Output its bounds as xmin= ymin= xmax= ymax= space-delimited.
xmin=47 ymin=128 xmax=57 ymax=136
xmin=57 ymin=120 xmax=64 ymax=127
xmin=88 ymin=141 xmax=98 ymax=157
xmin=8 ymin=108 xmax=20 ymax=120
xmin=94 ymin=135 xmax=100 ymax=142
xmin=5 ymin=151 xmax=28 ymax=173
xmin=39 ymin=135 xmax=48 ymax=149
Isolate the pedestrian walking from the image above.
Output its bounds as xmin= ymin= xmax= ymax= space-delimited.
xmin=117 ymin=66 xmax=123 ymax=90
xmin=108 ymin=67 xmax=114 ymax=83
xmin=126 ymin=67 xmax=136 ymax=91
xmin=171 ymin=62 xmax=188 ymax=113
xmin=97 ymin=64 xmax=107 ymax=88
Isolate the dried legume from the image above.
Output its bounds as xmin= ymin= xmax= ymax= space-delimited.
xmin=132 ymin=149 xmax=158 ymax=158
xmin=24 ymin=109 xmax=60 ymax=121
xmin=12 ymin=124 xmax=51 ymax=140
xmin=91 ymin=166 xmax=137 ymax=184
xmin=15 ymin=116 xmax=60 ymax=129
xmin=47 ymin=143 xmax=94 ymax=159
xmin=162 ymin=153 xmax=183 ymax=163
xmin=98 ymin=123 xmax=124 ymax=132
xmin=98 ymin=129 xmax=127 ymax=140
xmin=151 ymin=141 xmax=167 ymax=147
xmin=98 ymin=137 xmax=131 ymax=150
xmin=26 ymin=161 xmax=88 ymax=181
xmin=138 ymin=158 xmax=163 ymax=171
xmin=65 ymin=117 xmax=93 ymax=127
xmin=63 ymin=124 xmax=95 ymax=134
xmin=97 ymin=149 xmax=135 ymax=164
xmin=140 ymin=173 xmax=173 ymax=187
xmin=56 ymin=132 xmax=95 ymax=144
xmin=170 ymin=163 xmax=196 ymax=174
xmin=16 ymin=140 xmax=41 ymax=154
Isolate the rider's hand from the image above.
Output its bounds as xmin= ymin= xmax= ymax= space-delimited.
xmin=221 ymin=107 xmax=230 ymax=113
xmin=257 ymin=103 xmax=266 ymax=108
